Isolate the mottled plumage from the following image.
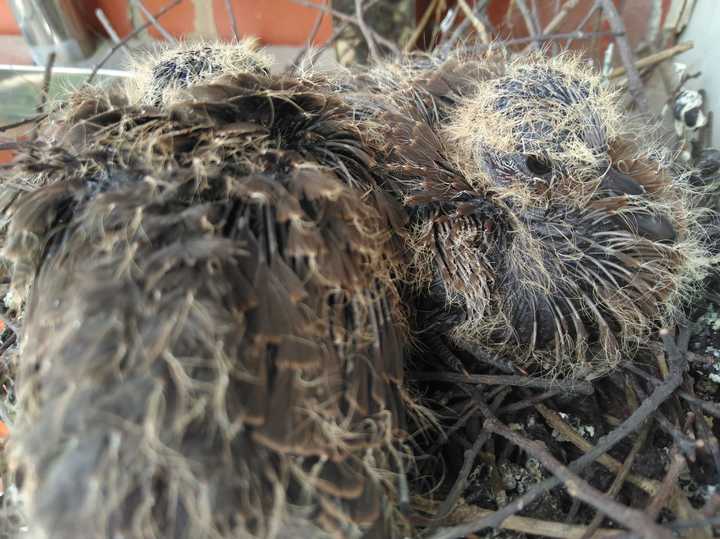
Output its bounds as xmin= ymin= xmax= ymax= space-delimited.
xmin=0 ymin=43 xmax=711 ymax=539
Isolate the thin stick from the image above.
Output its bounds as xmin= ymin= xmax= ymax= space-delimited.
xmin=521 ymin=0 xmax=582 ymax=53
xmin=223 ymin=0 xmax=240 ymax=41
xmin=599 ymin=0 xmax=649 ymax=112
xmin=623 ymin=362 xmax=720 ymax=418
xmin=132 ymin=0 xmax=177 ymax=43
xmin=291 ymin=0 xmax=326 ymax=67
xmin=440 ymin=0 xmax=490 ymax=55
xmin=579 ymin=422 xmax=651 ymax=539
xmin=484 ymin=418 xmax=673 ymax=539
xmin=608 ymin=41 xmax=694 ymax=78
xmin=630 ymin=377 xmax=698 ymax=458
xmin=354 ymin=0 xmax=379 ymax=59
xmin=286 ymin=0 xmax=380 ymax=72
xmin=0 ymin=114 xmax=47 ymax=134
xmin=404 ymin=0 xmax=440 ymax=53
xmin=497 ymin=390 xmax=560 ymax=415
xmin=456 ymin=0 xmax=490 ymax=44
xmin=424 ymin=389 xmax=507 ymax=534
xmin=646 ymin=448 xmax=687 ymax=519
xmin=37 ymin=52 xmax=56 ymax=114
xmin=87 ymin=0 xmax=183 ymax=85
xmin=95 ymin=8 xmax=122 ymax=44
xmin=516 ymin=0 xmax=540 ymax=50
xmin=292 ymin=0 xmax=400 ymax=56
xmin=428 ymin=328 xmax=687 ymax=539
xmin=460 ymin=30 xmax=621 ymax=52
xmin=443 ymin=505 xmax=625 ymax=538
xmin=534 ymin=403 xmax=658 ymax=494
xmin=411 ymin=371 xmax=594 ymax=395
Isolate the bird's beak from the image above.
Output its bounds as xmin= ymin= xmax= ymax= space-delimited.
xmin=599 ymin=168 xmax=677 ymax=242
xmin=599 ymin=167 xmax=645 ymax=196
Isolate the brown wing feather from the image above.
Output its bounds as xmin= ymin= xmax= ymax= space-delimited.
xmin=5 ymin=72 xmax=410 ymax=539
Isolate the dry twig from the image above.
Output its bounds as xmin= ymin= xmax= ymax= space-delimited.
xmin=87 ymin=0 xmax=183 ymax=84
xmin=412 ymin=371 xmax=594 ymax=395
xmin=223 ymin=0 xmax=240 ymax=40
xmin=484 ymin=418 xmax=673 ymax=539
xmin=609 ymin=41 xmax=694 ymax=78
xmin=132 ymin=0 xmax=177 ymax=43
xmin=579 ymin=422 xmax=651 ymax=539
xmin=292 ymin=0 xmax=400 ymax=57
xmin=405 ymin=0 xmax=441 ymax=52
xmin=599 ymin=0 xmax=649 ymax=112
xmin=456 ymin=0 xmax=490 ymax=44
xmin=429 ymin=329 xmax=687 ymax=539
xmin=291 ymin=1 xmax=327 ymax=67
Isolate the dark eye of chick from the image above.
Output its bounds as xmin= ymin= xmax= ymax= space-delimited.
xmin=525 ymin=155 xmax=553 ymax=177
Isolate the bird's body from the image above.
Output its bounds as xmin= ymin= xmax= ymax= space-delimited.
xmin=4 ymin=49 xmax=412 ymax=539
xmin=0 ymin=43 xmax=710 ymax=538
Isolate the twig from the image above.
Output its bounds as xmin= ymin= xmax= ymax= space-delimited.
xmin=286 ymin=0 xmax=380 ymax=72
xmin=132 ymin=0 xmax=177 ymax=43
xmin=429 ymin=328 xmax=687 ymax=539
xmin=646 ymin=448 xmax=687 ymax=519
xmin=0 ymin=333 xmax=16 ymax=357
xmin=87 ymin=0 xmax=183 ymax=85
xmin=291 ymin=0 xmax=326 ymax=67
xmin=623 ymin=362 xmax=720 ymax=418
xmin=424 ymin=389 xmax=507 ymax=535
xmin=292 ymin=0 xmax=400 ymax=56
xmin=484 ymin=418 xmax=673 ymax=539
xmin=580 ymin=422 xmax=651 ymax=539
xmin=686 ymin=387 xmax=720 ymax=480
xmin=608 ymin=41 xmax=694 ymax=78
xmin=223 ymin=0 xmax=240 ymax=41
xmin=405 ymin=0 xmax=440 ymax=52
xmin=0 ymin=315 xmax=18 ymax=338
xmin=460 ymin=30 xmax=621 ymax=52
xmin=539 ymin=0 xmax=582 ymax=35
xmin=95 ymin=8 xmax=122 ymax=44
xmin=516 ymin=0 xmax=541 ymax=50
xmin=354 ymin=0 xmax=379 ymax=59
xmin=36 ymin=52 xmax=56 ymax=114
xmin=520 ymin=0 xmax=584 ymax=53
xmin=630 ymin=376 xmax=698 ymax=459
xmin=440 ymin=0 xmax=490 ymax=55
xmin=411 ymin=371 xmax=594 ymax=395
xmin=497 ymin=390 xmax=560 ymax=415
xmin=599 ymin=0 xmax=649 ymax=112
xmin=456 ymin=0 xmax=490 ymax=44
xmin=0 ymin=114 xmax=47 ymax=134
xmin=534 ymin=403 xmax=658 ymax=494
xmin=443 ymin=505 xmax=624 ymax=538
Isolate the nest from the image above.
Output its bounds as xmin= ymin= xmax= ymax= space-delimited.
xmin=0 ymin=2 xmax=717 ymax=539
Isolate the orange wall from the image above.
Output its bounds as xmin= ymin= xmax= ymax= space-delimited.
xmin=80 ymin=0 xmax=331 ymax=45
xmin=0 ymin=1 xmax=20 ymax=35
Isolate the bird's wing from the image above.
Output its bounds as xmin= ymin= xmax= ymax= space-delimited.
xmin=5 ymin=73 xmax=410 ymax=538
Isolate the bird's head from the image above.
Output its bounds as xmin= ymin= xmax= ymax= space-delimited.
xmin=412 ymin=56 xmax=704 ymax=378
xmin=126 ymin=40 xmax=271 ymax=105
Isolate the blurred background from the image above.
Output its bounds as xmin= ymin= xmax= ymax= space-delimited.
xmin=0 ymin=1 xmax=716 ymax=164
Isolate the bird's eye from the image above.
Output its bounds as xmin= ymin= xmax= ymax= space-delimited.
xmin=525 ymin=155 xmax=553 ymax=177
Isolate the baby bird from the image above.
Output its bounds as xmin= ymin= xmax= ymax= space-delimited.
xmin=358 ymin=53 xmax=705 ymax=378
xmin=4 ymin=42 xmax=411 ymax=539
xmin=0 ymin=42 xmax=709 ymax=539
